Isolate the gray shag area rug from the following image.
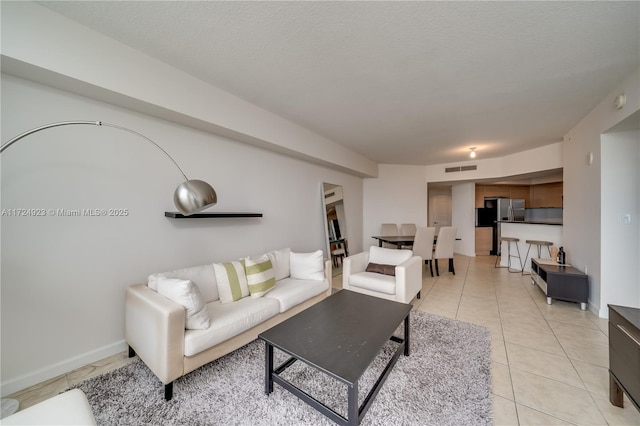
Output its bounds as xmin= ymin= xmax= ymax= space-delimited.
xmin=74 ymin=311 xmax=491 ymax=425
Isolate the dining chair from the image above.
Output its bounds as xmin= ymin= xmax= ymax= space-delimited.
xmin=412 ymin=226 xmax=436 ymax=277
xmin=381 ymin=223 xmax=398 ymax=248
xmin=400 ymin=223 xmax=417 ymax=236
xmin=434 ymin=226 xmax=457 ymax=276
xmin=399 ymin=223 xmax=417 ymax=248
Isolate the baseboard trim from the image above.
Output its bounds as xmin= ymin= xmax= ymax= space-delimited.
xmin=1 ymin=340 xmax=128 ymax=396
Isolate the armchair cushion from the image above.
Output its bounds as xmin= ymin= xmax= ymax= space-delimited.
xmin=368 ymin=246 xmax=413 ymax=265
xmin=349 ymin=272 xmax=396 ymax=295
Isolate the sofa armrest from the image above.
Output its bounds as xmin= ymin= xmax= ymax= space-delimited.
xmin=324 ymin=259 xmax=333 ymax=295
xmin=342 ymin=251 xmax=370 ymax=290
xmin=125 ymin=284 xmax=186 ymax=384
xmin=394 ymin=256 xmax=423 ymax=304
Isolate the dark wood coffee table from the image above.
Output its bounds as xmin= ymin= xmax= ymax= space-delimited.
xmin=258 ymin=290 xmax=412 ymax=425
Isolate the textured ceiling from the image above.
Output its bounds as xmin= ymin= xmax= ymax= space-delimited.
xmin=39 ymin=1 xmax=640 ymax=166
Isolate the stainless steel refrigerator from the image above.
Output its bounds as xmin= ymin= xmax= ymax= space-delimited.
xmin=484 ymin=198 xmax=526 ymax=255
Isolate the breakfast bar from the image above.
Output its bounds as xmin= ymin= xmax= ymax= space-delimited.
xmin=497 ymin=221 xmax=563 ymax=273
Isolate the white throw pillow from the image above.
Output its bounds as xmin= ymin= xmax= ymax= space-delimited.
xmin=267 ymin=248 xmax=291 ymax=280
xmin=244 ymin=255 xmax=276 ymax=298
xmin=147 ymin=264 xmax=218 ymax=303
xmin=156 ymin=278 xmax=210 ymax=330
xmin=368 ymin=246 xmax=413 ymax=266
xmin=213 ymin=261 xmax=250 ymax=303
xmin=290 ymin=250 xmax=325 ymax=281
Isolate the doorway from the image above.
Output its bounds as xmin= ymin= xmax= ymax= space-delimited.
xmin=428 ymin=185 xmax=452 ymax=235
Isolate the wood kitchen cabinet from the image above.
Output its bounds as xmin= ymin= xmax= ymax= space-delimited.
xmin=475 ymin=184 xmax=531 ymax=207
xmin=475 ymin=227 xmax=493 ymax=255
xmin=483 ymin=185 xmax=510 ymax=199
xmin=530 ymin=182 xmax=563 ymax=208
xmin=509 ymin=186 xmax=531 ymax=206
xmin=475 ymin=182 xmax=562 ymax=208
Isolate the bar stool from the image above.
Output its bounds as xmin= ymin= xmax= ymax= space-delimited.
xmin=495 ymin=237 xmax=522 ymax=273
xmin=522 ymin=240 xmax=553 ymax=275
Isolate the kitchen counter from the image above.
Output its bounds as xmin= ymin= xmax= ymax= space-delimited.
xmin=499 ymin=220 xmax=563 ymax=226
xmin=498 ymin=222 xmax=563 ymax=272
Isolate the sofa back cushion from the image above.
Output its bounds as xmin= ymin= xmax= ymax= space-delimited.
xmin=266 ymin=248 xmax=291 ymax=281
xmin=368 ymin=246 xmax=412 ymax=266
xmin=213 ymin=261 xmax=250 ymax=303
xmin=148 ymin=264 xmax=218 ymax=303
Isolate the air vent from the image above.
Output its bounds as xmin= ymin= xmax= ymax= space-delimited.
xmin=445 ymin=165 xmax=477 ymax=173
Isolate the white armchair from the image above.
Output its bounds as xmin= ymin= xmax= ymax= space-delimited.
xmin=342 ymin=246 xmax=422 ymax=304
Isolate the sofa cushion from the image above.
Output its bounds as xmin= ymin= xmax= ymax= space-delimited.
xmin=266 ymin=248 xmax=291 ymax=280
xmin=213 ymin=261 xmax=250 ymax=303
xmin=148 ymin=264 xmax=218 ymax=303
xmin=244 ymin=255 xmax=276 ymax=299
xmin=156 ymin=278 xmax=210 ymax=330
xmin=265 ymin=277 xmax=329 ymax=313
xmin=290 ymin=250 xmax=325 ymax=281
xmin=368 ymin=246 xmax=412 ymax=266
xmin=183 ymin=297 xmax=280 ymax=356
xmin=349 ymin=272 xmax=397 ymax=296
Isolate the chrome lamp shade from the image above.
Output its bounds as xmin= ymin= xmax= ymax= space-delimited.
xmin=174 ymin=180 xmax=217 ymax=215
xmin=1 ymin=121 xmax=217 ymax=216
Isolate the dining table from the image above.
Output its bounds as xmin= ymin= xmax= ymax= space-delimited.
xmin=371 ymin=235 xmax=416 ymax=249
xmin=372 ymin=235 xmax=461 ymax=249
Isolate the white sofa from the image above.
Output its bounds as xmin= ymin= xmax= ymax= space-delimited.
xmin=342 ymin=246 xmax=422 ymax=304
xmin=125 ymin=248 xmax=331 ymax=400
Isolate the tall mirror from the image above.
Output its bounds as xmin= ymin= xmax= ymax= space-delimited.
xmin=322 ymin=183 xmax=349 ymax=276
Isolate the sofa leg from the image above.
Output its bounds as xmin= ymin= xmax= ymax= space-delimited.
xmin=128 ymin=345 xmax=136 ymax=358
xmin=164 ymin=383 xmax=173 ymax=401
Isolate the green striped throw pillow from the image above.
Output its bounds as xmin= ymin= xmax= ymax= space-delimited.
xmin=244 ymin=255 xmax=276 ymax=299
xmin=213 ymin=261 xmax=249 ymax=303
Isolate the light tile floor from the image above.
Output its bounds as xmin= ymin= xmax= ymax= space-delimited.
xmin=6 ymin=255 xmax=640 ymax=425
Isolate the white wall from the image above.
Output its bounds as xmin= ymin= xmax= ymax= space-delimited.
xmin=0 ymin=75 xmax=364 ymax=395
xmin=424 ymin=143 xmax=563 ymax=184
xmin=563 ymin=67 xmax=640 ymax=317
xmin=600 ymin=129 xmax=640 ymax=310
xmin=451 ymin=183 xmax=475 ymax=256
xmin=362 ymin=165 xmax=428 ymax=250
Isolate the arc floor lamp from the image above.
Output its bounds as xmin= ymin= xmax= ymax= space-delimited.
xmin=0 ymin=121 xmax=217 ymax=215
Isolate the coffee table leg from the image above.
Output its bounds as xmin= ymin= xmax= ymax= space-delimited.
xmin=265 ymin=342 xmax=273 ymax=394
xmin=404 ymin=313 xmax=410 ymax=356
xmin=347 ymin=381 xmax=358 ymax=425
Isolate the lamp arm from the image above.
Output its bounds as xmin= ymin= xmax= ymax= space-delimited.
xmin=1 ymin=120 xmax=217 ymax=215
xmin=0 ymin=120 xmax=189 ymax=181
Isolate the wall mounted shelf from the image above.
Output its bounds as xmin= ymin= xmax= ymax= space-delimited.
xmin=165 ymin=212 xmax=263 ymax=219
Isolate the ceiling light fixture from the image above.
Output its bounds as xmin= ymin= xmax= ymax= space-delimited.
xmin=469 ymin=147 xmax=477 ymax=159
